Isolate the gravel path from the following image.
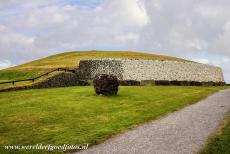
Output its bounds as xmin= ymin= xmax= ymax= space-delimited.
xmin=77 ymin=89 xmax=230 ymax=154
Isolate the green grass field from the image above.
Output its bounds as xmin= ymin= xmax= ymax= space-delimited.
xmin=0 ymin=86 xmax=228 ymax=154
xmin=200 ymin=113 xmax=230 ymax=154
xmin=0 ymin=51 xmax=189 ymax=82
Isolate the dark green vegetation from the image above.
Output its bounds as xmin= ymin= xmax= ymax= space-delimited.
xmin=0 ymin=86 xmax=228 ymax=154
xmin=0 ymin=51 xmax=189 ymax=82
xmin=200 ymin=113 xmax=230 ymax=154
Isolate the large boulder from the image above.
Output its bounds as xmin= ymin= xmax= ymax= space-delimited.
xmin=93 ymin=74 xmax=119 ymax=96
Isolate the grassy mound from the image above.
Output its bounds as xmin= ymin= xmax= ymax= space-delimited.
xmin=0 ymin=51 xmax=189 ymax=81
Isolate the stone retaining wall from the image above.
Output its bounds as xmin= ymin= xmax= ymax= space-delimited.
xmin=78 ymin=59 xmax=225 ymax=82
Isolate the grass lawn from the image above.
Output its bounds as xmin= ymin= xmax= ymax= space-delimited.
xmin=0 ymin=86 xmax=228 ymax=154
xmin=200 ymin=112 xmax=230 ymax=154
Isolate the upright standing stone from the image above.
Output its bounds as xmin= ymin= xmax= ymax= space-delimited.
xmin=93 ymin=74 xmax=119 ymax=96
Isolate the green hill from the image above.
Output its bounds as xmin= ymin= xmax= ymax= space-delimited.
xmin=0 ymin=50 xmax=189 ymax=82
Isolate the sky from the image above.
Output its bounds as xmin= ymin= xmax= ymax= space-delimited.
xmin=0 ymin=0 xmax=230 ymax=82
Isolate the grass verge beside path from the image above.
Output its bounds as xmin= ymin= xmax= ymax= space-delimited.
xmin=200 ymin=112 xmax=230 ymax=154
xmin=0 ymin=86 xmax=228 ymax=154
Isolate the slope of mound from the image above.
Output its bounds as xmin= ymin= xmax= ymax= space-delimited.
xmin=0 ymin=50 xmax=190 ymax=81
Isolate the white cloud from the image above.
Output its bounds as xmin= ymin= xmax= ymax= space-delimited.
xmin=0 ymin=0 xmax=148 ymax=57
xmin=193 ymin=58 xmax=209 ymax=64
xmin=208 ymin=21 xmax=230 ymax=56
xmin=134 ymin=0 xmax=230 ymax=57
xmin=0 ymin=24 xmax=36 ymax=61
xmin=208 ymin=57 xmax=230 ymax=83
xmin=0 ymin=60 xmax=14 ymax=70
xmin=99 ymin=0 xmax=149 ymax=27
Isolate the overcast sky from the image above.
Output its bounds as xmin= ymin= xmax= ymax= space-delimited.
xmin=0 ymin=0 xmax=230 ymax=82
